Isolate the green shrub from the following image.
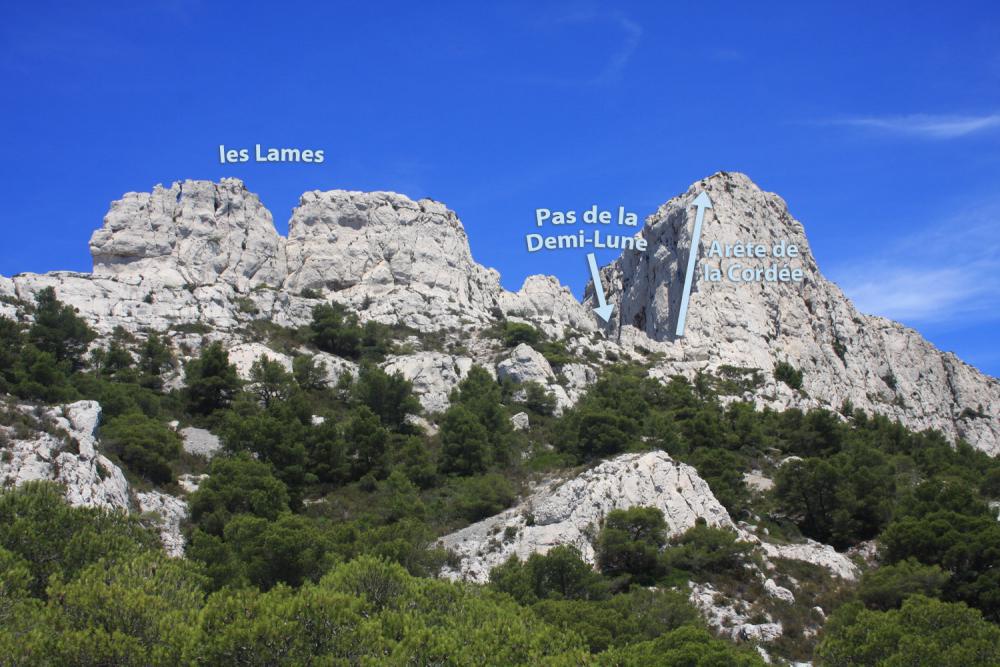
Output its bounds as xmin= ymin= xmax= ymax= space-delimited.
xmin=661 ymin=524 xmax=753 ymax=581
xmin=857 ymin=558 xmax=949 ymax=611
xmin=101 ymin=413 xmax=182 ymax=484
xmin=596 ymin=507 xmax=667 ymax=584
xmin=184 ymin=342 xmax=240 ymax=415
xmin=447 ymin=473 xmax=516 ymax=522
xmin=818 ymin=596 xmax=1000 ymax=666
xmin=774 ymin=361 xmax=803 ymax=390
xmin=309 ymin=303 xmax=363 ymax=358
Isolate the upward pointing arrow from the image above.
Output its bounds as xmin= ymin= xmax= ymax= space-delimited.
xmin=586 ymin=252 xmax=615 ymax=323
xmin=675 ymin=191 xmax=713 ymax=337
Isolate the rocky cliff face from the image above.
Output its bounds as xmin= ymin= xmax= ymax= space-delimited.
xmin=284 ymin=190 xmax=505 ymax=330
xmin=589 ymin=172 xmax=1000 ymax=455
xmin=90 ymin=178 xmax=286 ymax=291
xmin=1 ymin=173 xmax=997 ymax=455
xmin=0 ymin=400 xmax=187 ymax=557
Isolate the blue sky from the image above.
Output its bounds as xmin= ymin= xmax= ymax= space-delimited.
xmin=2 ymin=2 xmax=999 ymax=375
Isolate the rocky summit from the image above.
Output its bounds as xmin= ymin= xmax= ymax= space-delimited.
xmin=591 ymin=172 xmax=1000 ymax=455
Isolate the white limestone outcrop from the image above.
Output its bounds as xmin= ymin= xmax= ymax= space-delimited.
xmin=499 ymin=274 xmax=598 ymax=338
xmin=136 ymin=490 xmax=188 ymax=558
xmin=0 ymin=400 xmax=189 ymax=557
xmin=588 ymin=171 xmax=1000 ymax=455
xmin=2 ymin=173 xmax=997 ymax=453
xmin=438 ymin=451 xmax=735 ymax=583
xmin=382 ymin=352 xmax=474 ymax=415
xmin=283 ymin=190 xmax=505 ymax=330
xmin=90 ymin=178 xmax=286 ymax=292
xmin=760 ymin=538 xmax=859 ymax=581
xmin=179 ymin=426 xmax=222 ymax=458
xmin=438 ymin=450 xmax=859 ymax=586
xmin=690 ymin=582 xmax=784 ymax=643
xmin=1 ymin=401 xmax=129 ymax=510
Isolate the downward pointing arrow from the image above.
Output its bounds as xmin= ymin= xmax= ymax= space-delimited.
xmin=586 ymin=252 xmax=615 ymax=323
xmin=675 ymin=191 xmax=713 ymax=337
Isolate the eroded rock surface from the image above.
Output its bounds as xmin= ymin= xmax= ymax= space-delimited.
xmin=438 ymin=451 xmax=735 ymax=583
xmin=90 ymin=178 xmax=286 ymax=291
xmin=589 ymin=171 xmax=1000 ymax=454
xmin=5 ymin=175 xmax=996 ymax=453
xmin=1 ymin=401 xmax=129 ymax=510
xmin=0 ymin=399 xmax=189 ymax=557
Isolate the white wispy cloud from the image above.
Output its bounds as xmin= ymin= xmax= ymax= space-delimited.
xmin=590 ymin=15 xmax=642 ymax=84
xmin=521 ymin=9 xmax=642 ymax=86
xmin=829 ymin=113 xmax=1000 ymax=139
xmin=832 ymin=203 xmax=1000 ymax=323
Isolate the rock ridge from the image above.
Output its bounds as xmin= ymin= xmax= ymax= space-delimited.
xmin=587 ymin=171 xmax=1000 ymax=454
xmin=2 ymin=173 xmax=997 ymax=454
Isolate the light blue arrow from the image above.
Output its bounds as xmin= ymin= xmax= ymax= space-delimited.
xmin=675 ymin=191 xmax=713 ymax=337
xmin=586 ymin=252 xmax=615 ymax=323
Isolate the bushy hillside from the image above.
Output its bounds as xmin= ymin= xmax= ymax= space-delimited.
xmin=2 ymin=288 xmax=1000 ymax=665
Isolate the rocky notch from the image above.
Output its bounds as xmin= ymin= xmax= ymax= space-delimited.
xmin=590 ymin=171 xmax=1000 ymax=455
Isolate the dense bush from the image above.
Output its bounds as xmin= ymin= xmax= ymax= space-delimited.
xmin=352 ymin=365 xmax=420 ymax=430
xmin=490 ymin=545 xmax=606 ymax=604
xmin=774 ymin=360 xmax=803 ymax=390
xmin=184 ymin=341 xmax=240 ymax=415
xmin=101 ymin=413 xmax=182 ymax=484
xmin=856 ymin=558 xmax=950 ymax=611
xmin=818 ymin=596 xmax=1000 ymax=666
xmin=28 ymin=287 xmax=95 ymax=370
xmin=0 ymin=482 xmax=158 ymax=597
xmin=662 ymin=523 xmax=754 ymax=581
xmin=597 ymin=507 xmax=667 ymax=584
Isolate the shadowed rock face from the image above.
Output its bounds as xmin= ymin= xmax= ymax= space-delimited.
xmin=587 ymin=171 xmax=1000 ymax=455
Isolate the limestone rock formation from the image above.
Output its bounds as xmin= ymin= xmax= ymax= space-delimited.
xmin=382 ymin=352 xmax=474 ymax=415
xmin=690 ymin=582 xmax=784 ymax=643
xmin=136 ymin=490 xmax=188 ymax=558
xmin=0 ymin=399 xmax=189 ymax=556
xmin=0 ymin=400 xmax=129 ymax=510
xmin=496 ymin=344 xmax=573 ymax=414
xmin=588 ymin=171 xmax=1000 ymax=455
xmin=496 ymin=344 xmax=555 ymax=386
xmin=179 ymin=426 xmax=222 ymax=458
xmin=90 ymin=178 xmax=286 ymax=291
xmin=228 ymin=342 xmax=293 ymax=380
xmin=438 ymin=450 xmax=858 ymax=588
xmin=7 ymin=174 xmax=995 ymax=453
xmin=760 ymin=538 xmax=858 ymax=581
xmin=510 ymin=412 xmax=530 ymax=431
xmin=283 ymin=190 xmax=504 ymax=330
xmin=499 ymin=274 xmax=598 ymax=338
xmin=438 ymin=451 xmax=735 ymax=583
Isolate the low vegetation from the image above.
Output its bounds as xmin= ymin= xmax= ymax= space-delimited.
xmin=1 ymin=289 xmax=999 ymax=664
